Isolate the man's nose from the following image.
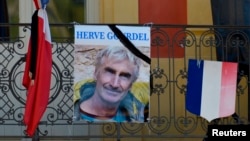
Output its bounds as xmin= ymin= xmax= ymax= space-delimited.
xmin=110 ymin=75 xmax=120 ymax=87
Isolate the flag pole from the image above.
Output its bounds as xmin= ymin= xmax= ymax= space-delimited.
xmin=32 ymin=128 xmax=40 ymax=141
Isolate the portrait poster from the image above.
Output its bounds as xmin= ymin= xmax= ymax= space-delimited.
xmin=73 ymin=25 xmax=151 ymax=123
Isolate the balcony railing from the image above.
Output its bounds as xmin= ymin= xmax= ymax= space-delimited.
xmin=0 ymin=23 xmax=249 ymax=140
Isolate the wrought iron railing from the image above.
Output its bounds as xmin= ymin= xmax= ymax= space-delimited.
xmin=0 ymin=23 xmax=249 ymax=140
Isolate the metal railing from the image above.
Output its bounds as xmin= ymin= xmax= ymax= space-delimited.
xmin=0 ymin=23 xmax=249 ymax=140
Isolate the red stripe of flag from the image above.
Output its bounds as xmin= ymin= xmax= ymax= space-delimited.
xmin=33 ymin=0 xmax=40 ymax=9
xmin=219 ymin=62 xmax=238 ymax=117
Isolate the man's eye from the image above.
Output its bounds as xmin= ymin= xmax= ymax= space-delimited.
xmin=105 ymin=68 xmax=115 ymax=74
xmin=120 ymin=73 xmax=131 ymax=79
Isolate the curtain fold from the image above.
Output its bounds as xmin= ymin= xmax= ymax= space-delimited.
xmin=0 ymin=0 xmax=9 ymax=41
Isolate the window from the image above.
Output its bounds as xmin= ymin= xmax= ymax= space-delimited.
xmin=1 ymin=0 xmax=85 ymax=40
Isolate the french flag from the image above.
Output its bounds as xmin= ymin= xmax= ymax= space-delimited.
xmin=186 ymin=59 xmax=238 ymax=122
xmin=22 ymin=0 xmax=52 ymax=137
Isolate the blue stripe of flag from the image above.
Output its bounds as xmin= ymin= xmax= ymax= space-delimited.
xmin=186 ymin=59 xmax=204 ymax=115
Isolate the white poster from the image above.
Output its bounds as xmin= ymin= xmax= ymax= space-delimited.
xmin=73 ymin=25 xmax=151 ymax=123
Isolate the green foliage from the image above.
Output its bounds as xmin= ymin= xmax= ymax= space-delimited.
xmin=47 ymin=0 xmax=85 ymax=38
xmin=6 ymin=0 xmax=85 ymax=38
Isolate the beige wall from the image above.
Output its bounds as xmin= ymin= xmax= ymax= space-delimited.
xmin=187 ymin=0 xmax=213 ymax=25
xmin=99 ymin=0 xmax=138 ymax=23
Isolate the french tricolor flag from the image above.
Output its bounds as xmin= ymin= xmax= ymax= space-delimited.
xmin=186 ymin=59 xmax=238 ymax=122
xmin=22 ymin=0 xmax=52 ymax=137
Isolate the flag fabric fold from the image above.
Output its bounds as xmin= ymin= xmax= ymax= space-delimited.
xmin=186 ymin=59 xmax=238 ymax=122
xmin=22 ymin=0 xmax=52 ymax=137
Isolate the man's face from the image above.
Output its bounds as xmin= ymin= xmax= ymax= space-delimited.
xmin=94 ymin=56 xmax=137 ymax=105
